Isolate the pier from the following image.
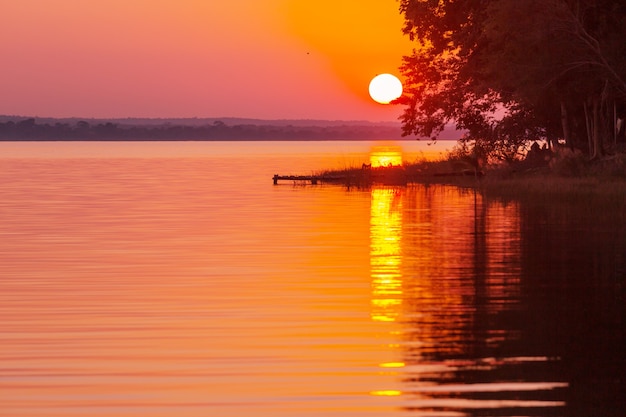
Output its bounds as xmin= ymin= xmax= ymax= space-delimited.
xmin=273 ymin=165 xmax=413 ymax=186
xmin=273 ymin=164 xmax=417 ymax=186
xmin=272 ymin=174 xmax=345 ymax=185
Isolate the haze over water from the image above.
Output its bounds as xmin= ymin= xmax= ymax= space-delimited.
xmin=1 ymin=141 xmax=624 ymax=416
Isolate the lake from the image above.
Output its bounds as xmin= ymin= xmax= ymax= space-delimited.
xmin=1 ymin=141 xmax=624 ymax=417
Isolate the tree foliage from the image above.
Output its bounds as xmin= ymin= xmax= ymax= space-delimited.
xmin=398 ymin=0 xmax=626 ymax=160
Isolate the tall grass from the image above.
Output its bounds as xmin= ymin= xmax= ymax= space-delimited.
xmin=316 ymin=147 xmax=626 ymax=212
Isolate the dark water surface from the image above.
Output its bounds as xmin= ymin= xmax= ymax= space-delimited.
xmin=1 ymin=142 xmax=624 ymax=416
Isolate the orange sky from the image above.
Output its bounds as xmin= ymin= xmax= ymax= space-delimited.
xmin=0 ymin=0 xmax=413 ymax=121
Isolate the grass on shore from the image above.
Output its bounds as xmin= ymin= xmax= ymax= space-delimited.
xmin=318 ymin=149 xmax=626 ymax=206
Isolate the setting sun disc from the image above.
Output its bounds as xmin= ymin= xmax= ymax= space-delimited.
xmin=369 ymin=74 xmax=403 ymax=104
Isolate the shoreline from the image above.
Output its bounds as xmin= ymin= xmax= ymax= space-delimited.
xmin=312 ymin=154 xmax=626 ymax=202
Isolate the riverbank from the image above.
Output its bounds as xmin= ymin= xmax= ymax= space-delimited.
xmin=317 ymin=149 xmax=626 ymax=209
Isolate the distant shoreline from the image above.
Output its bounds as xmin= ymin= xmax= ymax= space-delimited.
xmin=0 ymin=115 xmax=402 ymax=127
xmin=0 ymin=116 xmax=462 ymax=142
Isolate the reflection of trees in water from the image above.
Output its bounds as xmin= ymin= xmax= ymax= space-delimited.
xmin=518 ymin=200 xmax=626 ymax=417
xmin=389 ymin=185 xmax=626 ymax=416
xmin=397 ymin=185 xmax=570 ymax=416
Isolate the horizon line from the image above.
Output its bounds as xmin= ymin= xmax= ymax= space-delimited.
xmin=0 ymin=114 xmax=404 ymax=126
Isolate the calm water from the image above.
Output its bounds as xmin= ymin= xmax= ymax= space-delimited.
xmin=1 ymin=141 xmax=624 ymax=417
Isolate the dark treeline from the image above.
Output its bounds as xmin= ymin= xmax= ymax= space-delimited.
xmin=0 ymin=118 xmax=425 ymax=141
xmin=398 ymin=0 xmax=626 ymax=161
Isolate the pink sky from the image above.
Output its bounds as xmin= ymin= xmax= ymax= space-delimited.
xmin=0 ymin=0 xmax=413 ymax=122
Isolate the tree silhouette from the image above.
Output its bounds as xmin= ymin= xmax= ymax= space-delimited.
xmin=398 ymin=0 xmax=626 ymax=159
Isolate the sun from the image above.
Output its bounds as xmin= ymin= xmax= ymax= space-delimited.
xmin=368 ymin=74 xmax=403 ymax=104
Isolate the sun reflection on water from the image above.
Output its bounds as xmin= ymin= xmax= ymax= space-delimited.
xmin=370 ymin=390 xmax=403 ymax=396
xmin=370 ymin=187 xmax=403 ymax=323
xmin=366 ymin=177 xmax=571 ymax=413
xmin=379 ymin=362 xmax=405 ymax=368
xmin=369 ymin=145 xmax=407 ymax=399
xmin=370 ymin=145 xmax=403 ymax=167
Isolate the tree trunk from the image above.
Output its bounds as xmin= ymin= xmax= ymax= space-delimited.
xmin=584 ymin=97 xmax=601 ymax=159
xmin=614 ymin=101 xmax=618 ymax=148
xmin=592 ymin=97 xmax=601 ymax=159
xmin=584 ymin=100 xmax=593 ymax=157
xmin=560 ymin=101 xmax=573 ymax=150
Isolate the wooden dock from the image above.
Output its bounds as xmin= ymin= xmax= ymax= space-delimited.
xmin=273 ymin=166 xmax=409 ymax=186
xmin=272 ymin=174 xmax=345 ymax=185
xmin=273 ymin=175 xmax=317 ymax=184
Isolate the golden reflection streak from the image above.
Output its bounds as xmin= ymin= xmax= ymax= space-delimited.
xmin=370 ymin=390 xmax=402 ymax=396
xmin=369 ymin=146 xmax=406 ymax=400
xmin=370 ymin=145 xmax=403 ymax=167
xmin=379 ymin=362 xmax=405 ymax=368
xmin=370 ymin=187 xmax=403 ymax=323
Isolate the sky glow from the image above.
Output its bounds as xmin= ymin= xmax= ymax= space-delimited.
xmin=0 ymin=0 xmax=412 ymax=121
